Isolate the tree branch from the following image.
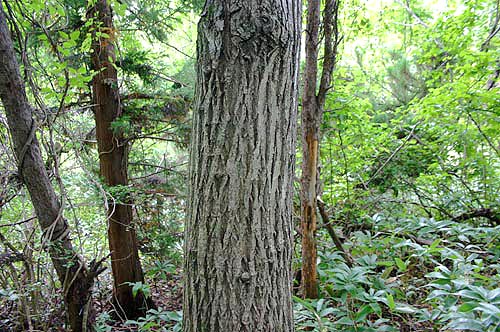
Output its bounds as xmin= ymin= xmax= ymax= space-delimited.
xmin=317 ymin=198 xmax=354 ymax=267
xmin=453 ymin=208 xmax=500 ymax=226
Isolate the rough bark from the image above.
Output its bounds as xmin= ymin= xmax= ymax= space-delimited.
xmin=183 ymin=1 xmax=301 ymax=331
xmin=300 ymin=0 xmax=321 ymax=300
xmin=88 ymin=0 xmax=150 ymax=319
xmin=0 ymin=6 xmax=97 ymax=332
xmin=300 ymin=0 xmax=340 ymax=299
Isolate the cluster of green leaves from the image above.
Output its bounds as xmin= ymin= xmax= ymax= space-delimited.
xmin=95 ymin=307 xmax=182 ymax=332
xmin=295 ymin=214 xmax=500 ymax=331
xmin=321 ymin=0 xmax=499 ymax=221
xmin=295 ymin=0 xmax=499 ymax=330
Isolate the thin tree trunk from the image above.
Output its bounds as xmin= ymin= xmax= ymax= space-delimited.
xmin=183 ymin=1 xmax=301 ymax=331
xmin=300 ymin=0 xmax=322 ymax=299
xmin=88 ymin=0 xmax=151 ymax=319
xmin=300 ymin=0 xmax=340 ymax=299
xmin=0 ymin=7 xmax=98 ymax=332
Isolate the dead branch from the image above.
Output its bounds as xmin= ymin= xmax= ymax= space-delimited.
xmin=317 ymin=198 xmax=354 ymax=267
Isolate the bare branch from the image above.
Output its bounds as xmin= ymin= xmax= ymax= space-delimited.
xmin=317 ymin=198 xmax=354 ymax=267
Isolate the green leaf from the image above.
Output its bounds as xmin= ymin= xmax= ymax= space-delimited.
xmin=447 ymin=318 xmax=485 ymax=331
xmin=59 ymin=31 xmax=69 ymax=39
xmin=355 ymin=304 xmax=373 ymax=322
xmin=394 ymin=258 xmax=407 ymax=272
xmin=429 ymin=239 xmax=441 ymax=252
xmin=70 ymin=30 xmax=81 ymax=40
xmin=458 ymin=302 xmax=477 ymax=313
xmin=63 ymin=40 xmax=77 ymax=48
xmin=381 ymin=266 xmax=394 ymax=279
xmin=386 ymin=294 xmax=396 ymax=310
xmin=394 ymin=304 xmax=419 ymax=314
xmin=132 ymin=282 xmax=141 ymax=298
xmin=336 ymin=316 xmax=355 ymax=326
xmin=477 ymin=302 xmax=500 ymax=316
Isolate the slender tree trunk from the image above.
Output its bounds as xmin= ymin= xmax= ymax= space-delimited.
xmin=183 ymin=1 xmax=301 ymax=331
xmin=0 ymin=7 xmax=97 ymax=332
xmin=88 ymin=0 xmax=150 ymax=319
xmin=300 ymin=0 xmax=340 ymax=299
xmin=300 ymin=0 xmax=322 ymax=299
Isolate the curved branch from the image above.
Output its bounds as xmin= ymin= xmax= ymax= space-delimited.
xmin=453 ymin=208 xmax=500 ymax=225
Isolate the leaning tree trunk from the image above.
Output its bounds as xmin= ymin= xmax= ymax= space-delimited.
xmin=300 ymin=0 xmax=340 ymax=299
xmin=183 ymin=1 xmax=301 ymax=331
xmin=88 ymin=0 xmax=150 ymax=319
xmin=0 ymin=6 xmax=98 ymax=332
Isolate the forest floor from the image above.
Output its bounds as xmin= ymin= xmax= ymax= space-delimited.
xmin=96 ymin=274 xmax=183 ymax=331
xmin=0 ymin=273 xmax=183 ymax=332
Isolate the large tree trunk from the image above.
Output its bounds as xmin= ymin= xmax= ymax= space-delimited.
xmin=300 ymin=0 xmax=340 ymax=299
xmin=88 ymin=0 xmax=150 ymax=319
xmin=183 ymin=1 xmax=301 ymax=331
xmin=0 ymin=6 xmax=96 ymax=332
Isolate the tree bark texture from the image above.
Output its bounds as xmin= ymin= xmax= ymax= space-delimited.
xmin=88 ymin=0 xmax=150 ymax=319
xmin=300 ymin=0 xmax=340 ymax=299
xmin=300 ymin=0 xmax=322 ymax=300
xmin=183 ymin=1 xmax=301 ymax=331
xmin=0 ymin=6 xmax=96 ymax=332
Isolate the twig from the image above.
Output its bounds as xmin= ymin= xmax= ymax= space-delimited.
xmin=0 ymin=216 xmax=36 ymax=228
xmin=366 ymin=123 xmax=420 ymax=186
